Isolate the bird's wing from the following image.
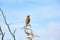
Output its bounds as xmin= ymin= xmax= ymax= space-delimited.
xmin=26 ymin=17 xmax=30 ymax=24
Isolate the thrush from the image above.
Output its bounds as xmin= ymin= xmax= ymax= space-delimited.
xmin=25 ymin=15 xmax=30 ymax=27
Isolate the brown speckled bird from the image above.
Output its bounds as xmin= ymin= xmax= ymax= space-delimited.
xmin=25 ymin=15 xmax=30 ymax=27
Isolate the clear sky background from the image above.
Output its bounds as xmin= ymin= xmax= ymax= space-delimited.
xmin=0 ymin=0 xmax=60 ymax=40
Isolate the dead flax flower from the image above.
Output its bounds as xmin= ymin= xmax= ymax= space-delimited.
xmin=27 ymin=37 xmax=32 ymax=40
xmin=24 ymin=29 xmax=31 ymax=36
xmin=31 ymin=29 xmax=40 ymax=39
xmin=30 ymin=30 xmax=34 ymax=39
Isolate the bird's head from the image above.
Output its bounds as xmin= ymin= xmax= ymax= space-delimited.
xmin=27 ymin=15 xmax=30 ymax=17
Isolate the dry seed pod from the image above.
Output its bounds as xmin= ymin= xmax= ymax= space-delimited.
xmin=27 ymin=37 xmax=32 ymax=40
xmin=24 ymin=29 xmax=31 ymax=36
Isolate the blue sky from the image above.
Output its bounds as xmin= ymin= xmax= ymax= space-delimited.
xmin=0 ymin=0 xmax=60 ymax=40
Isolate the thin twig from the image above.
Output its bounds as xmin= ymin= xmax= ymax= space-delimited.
xmin=0 ymin=8 xmax=16 ymax=40
xmin=14 ymin=29 xmax=16 ymax=35
xmin=1 ymin=30 xmax=4 ymax=40
xmin=0 ymin=26 xmax=4 ymax=40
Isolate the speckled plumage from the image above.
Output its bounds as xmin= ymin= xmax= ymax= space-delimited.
xmin=26 ymin=15 xmax=30 ymax=27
